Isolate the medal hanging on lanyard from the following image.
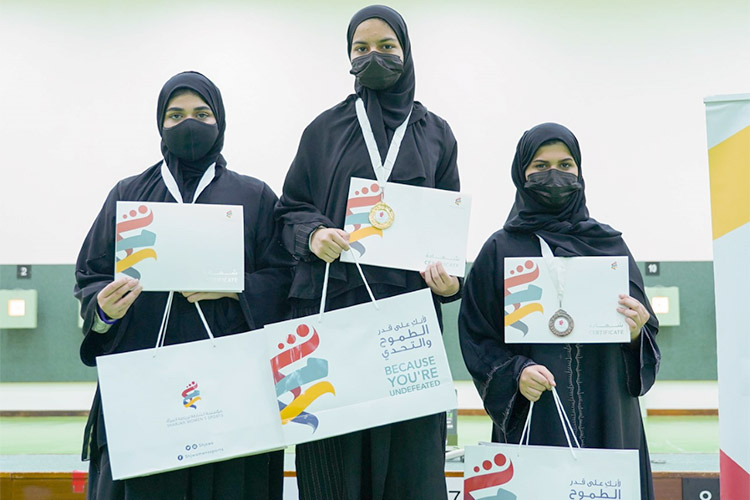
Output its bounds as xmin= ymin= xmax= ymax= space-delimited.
xmin=160 ymin=162 xmax=216 ymax=205
xmin=538 ymin=235 xmax=575 ymax=337
xmin=355 ymin=98 xmax=412 ymax=230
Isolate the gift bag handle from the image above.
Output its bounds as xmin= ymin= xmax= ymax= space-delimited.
xmin=318 ymin=250 xmax=379 ymax=323
xmin=518 ymin=387 xmax=581 ymax=459
xmin=153 ymin=292 xmax=216 ymax=354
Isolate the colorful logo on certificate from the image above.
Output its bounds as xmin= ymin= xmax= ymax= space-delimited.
xmin=115 ymin=204 xmax=157 ymax=279
xmin=181 ymin=381 xmax=201 ymax=410
xmin=504 ymin=260 xmax=544 ymax=336
xmin=344 ymin=181 xmax=385 ymax=256
xmin=270 ymin=324 xmax=335 ymax=432
xmin=465 ymin=452 xmax=515 ymax=499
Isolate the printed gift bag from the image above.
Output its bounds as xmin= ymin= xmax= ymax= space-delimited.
xmin=97 ymin=294 xmax=281 ymax=480
xmin=464 ymin=389 xmax=640 ymax=500
xmin=263 ymin=260 xmax=458 ymax=445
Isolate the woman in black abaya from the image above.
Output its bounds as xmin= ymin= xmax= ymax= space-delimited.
xmin=74 ymin=71 xmax=294 ymax=500
xmin=275 ymin=5 xmax=460 ymax=499
xmin=458 ymin=122 xmax=660 ymax=499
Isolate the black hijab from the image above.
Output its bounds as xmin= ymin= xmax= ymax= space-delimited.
xmin=504 ymin=123 xmax=625 ymax=257
xmin=156 ymin=71 xmax=227 ymax=201
xmin=347 ymin=5 xmax=426 ymax=160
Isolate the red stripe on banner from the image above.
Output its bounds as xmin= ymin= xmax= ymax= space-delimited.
xmin=71 ymin=470 xmax=87 ymax=494
xmin=721 ymin=450 xmax=750 ymax=500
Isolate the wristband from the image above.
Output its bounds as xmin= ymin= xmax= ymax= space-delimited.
xmin=97 ymin=305 xmax=119 ymax=325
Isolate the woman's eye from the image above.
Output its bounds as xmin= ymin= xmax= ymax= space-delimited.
xmin=355 ymin=46 xmax=367 ymax=52
xmin=168 ymin=113 xmax=182 ymax=120
xmin=560 ymin=162 xmax=573 ymax=169
xmin=381 ymin=44 xmax=394 ymax=50
xmin=197 ymin=112 xmax=210 ymax=119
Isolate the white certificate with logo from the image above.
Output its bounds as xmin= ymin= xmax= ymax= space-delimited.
xmin=340 ymin=177 xmax=471 ymax=277
xmin=504 ymin=255 xmax=630 ymax=343
xmin=114 ymin=201 xmax=244 ymax=292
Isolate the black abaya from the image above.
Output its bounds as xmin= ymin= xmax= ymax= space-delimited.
xmin=274 ymin=6 xmax=459 ymax=499
xmin=74 ymin=72 xmax=294 ymax=500
xmin=458 ymin=123 xmax=660 ymax=500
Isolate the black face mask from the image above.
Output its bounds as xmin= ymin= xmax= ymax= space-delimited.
xmin=524 ymin=169 xmax=582 ymax=209
xmin=350 ymin=51 xmax=404 ymax=90
xmin=162 ymin=119 xmax=219 ymax=162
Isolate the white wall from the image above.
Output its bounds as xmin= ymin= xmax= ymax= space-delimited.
xmin=1 ymin=0 xmax=747 ymax=264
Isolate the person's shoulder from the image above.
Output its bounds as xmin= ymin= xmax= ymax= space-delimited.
xmin=413 ymin=102 xmax=455 ymax=143
xmin=414 ymin=102 xmax=450 ymax=128
xmin=220 ymin=168 xmax=279 ymax=203
xmin=304 ymin=95 xmax=357 ymax=132
xmin=221 ymin=168 xmax=275 ymax=193
xmin=112 ymin=161 xmax=163 ymax=197
xmin=480 ymin=229 xmax=536 ymax=256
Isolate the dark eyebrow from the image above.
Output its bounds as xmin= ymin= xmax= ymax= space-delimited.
xmin=352 ymin=37 xmax=398 ymax=45
xmin=166 ymin=106 xmax=212 ymax=112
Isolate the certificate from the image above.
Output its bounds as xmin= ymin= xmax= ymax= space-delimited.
xmin=340 ymin=177 xmax=471 ymax=277
xmin=504 ymin=255 xmax=630 ymax=343
xmin=114 ymin=201 xmax=244 ymax=292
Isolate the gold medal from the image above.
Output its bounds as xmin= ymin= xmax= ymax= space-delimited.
xmin=369 ymin=202 xmax=395 ymax=230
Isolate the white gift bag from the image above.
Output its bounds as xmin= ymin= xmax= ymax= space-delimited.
xmin=464 ymin=389 xmax=640 ymax=500
xmin=97 ymin=295 xmax=281 ymax=480
xmin=263 ymin=260 xmax=458 ymax=445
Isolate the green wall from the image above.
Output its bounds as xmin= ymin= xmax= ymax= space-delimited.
xmin=0 ymin=265 xmax=97 ymax=382
xmin=0 ymin=262 xmax=716 ymax=383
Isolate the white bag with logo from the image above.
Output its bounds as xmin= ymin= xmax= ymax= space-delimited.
xmin=97 ymin=295 xmax=281 ymax=480
xmin=464 ymin=389 xmax=640 ymax=500
xmin=264 ymin=260 xmax=458 ymax=445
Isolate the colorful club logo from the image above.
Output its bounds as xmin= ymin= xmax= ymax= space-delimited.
xmin=504 ymin=260 xmax=544 ymax=336
xmin=182 ymin=381 xmax=201 ymax=410
xmin=115 ymin=204 xmax=157 ymax=279
xmin=270 ymin=324 xmax=335 ymax=432
xmin=344 ymin=181 xmax=384 ymax=256
xmin=465 ymin=452 xmax=515 ymax=500
xmin=610 ymin=261 xmax=618 ymax=271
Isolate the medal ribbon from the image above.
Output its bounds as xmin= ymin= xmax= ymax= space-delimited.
xmin=354 ymin=98 xmax=413 ymax=192
xmin=537 ymin=235 xmax=568 ymax=308
xmin=160 ymin=161 xmax=216 ymax=205
xmin=152 ymin=161 xmax=218 ymax=350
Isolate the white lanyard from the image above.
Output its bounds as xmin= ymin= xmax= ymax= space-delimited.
xmin=153 ymin=160 xmax=217 ymax=350
xmin=355 ymin=98 xmax=412 ymax=189
xmin=537 ymin=235 xmax=567 ymax=308
xmin=160 ymin=161 xmax=216 ymax=205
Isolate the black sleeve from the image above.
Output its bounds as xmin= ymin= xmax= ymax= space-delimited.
xmin=274 ymin=124 xmax=335 ymax=261
xmin=458 ymin=237 xmax=535 ymax=441
xmin=73 ymin=184 xmax=126 ymax=366
xmin=433 ymin=122 xmax=464 ymax=303
xmin=238 ymin=183 xmax=295 ymax=329
xmin=620 ymin=251 xmax=660 ymax=396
